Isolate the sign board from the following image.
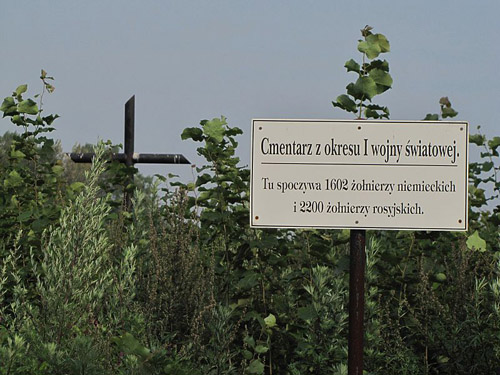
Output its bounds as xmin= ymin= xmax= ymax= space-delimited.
xmin=250 ymin=119 xmax=468 ymax=231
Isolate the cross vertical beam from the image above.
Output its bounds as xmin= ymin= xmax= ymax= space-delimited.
xmin=125 ymin=95 xmax=135 ymax=168
xmin=124 ymin=96 xmax=135 ymax=210
xmin=348 ymin=229 xmax=366 ymax=375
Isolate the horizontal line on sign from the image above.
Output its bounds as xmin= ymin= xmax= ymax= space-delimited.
xmin=260 ymin=162 xmax=458 ymax=167
xmin=250 ymin=224 xmax=466 ymax=231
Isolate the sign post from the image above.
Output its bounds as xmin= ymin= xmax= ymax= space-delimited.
xmin=250 ymin=119 xmax=468 ymax=374
xmin=349 ymin=229 xmax=366 ymax=375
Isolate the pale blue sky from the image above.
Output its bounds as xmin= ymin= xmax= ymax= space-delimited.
xmin=1 ymin=1 xmax=498 ymax=181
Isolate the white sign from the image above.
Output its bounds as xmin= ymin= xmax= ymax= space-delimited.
xmin=250 ymin=119 xmax=468 ymax=231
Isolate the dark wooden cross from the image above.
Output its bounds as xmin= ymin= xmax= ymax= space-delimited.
xmin=69 ymin=95 xmax=190 ymax=209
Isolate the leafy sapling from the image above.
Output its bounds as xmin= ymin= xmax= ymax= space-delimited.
xmin=332 ymin=25 xmax=392 ymax=119
xmin=423 ymin=96 xmax=458 ymax=120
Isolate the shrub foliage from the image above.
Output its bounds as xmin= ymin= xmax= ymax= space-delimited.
xmin=1 ymin=28 xmax=500 ymax=374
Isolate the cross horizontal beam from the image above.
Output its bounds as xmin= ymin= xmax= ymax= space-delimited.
xmin=68 ymin=152 xmax=190 ymax=164
xmin=66 ymin=95 xmax=191 ymax=210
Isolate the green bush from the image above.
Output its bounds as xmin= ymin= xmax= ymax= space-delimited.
xmin=1 ymin=26 xmax=500 ymax=374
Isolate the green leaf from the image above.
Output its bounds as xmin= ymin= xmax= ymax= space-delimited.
xmin=358 ymin=34 xmax=390 ymax=60
xmin=237 ymin=271 xmax=259 ymax=290
xmin=15 ymin=84 xmax=27 ymax=96
xmin=237 ymin=298 xmax=251 ymax=307
xmin=332 ymin=94 xmax=357 ymax=113
xmin=369 ymin=68 xmax=392 ymax=93
xmin=469 ymin=134 xmax=485 ymax=146
xmin=358 ymin=40 xmax=381 ymax=59
xmin=482 ymin=161 xmax=494 ymax=172
xmin=1 ymin=97 xmax=17 ymax=115
xmin=264 ymin=313 xmax=276 ymax=328
xmin=196 ymin=173 xmax=212 ymax=186
xmin=17 ymin=99 xmax=38 ymax=115
xmin=5 ymin=170 xmax=23 ymax=187
xmin=203 ymin=117 xmax=227 ymax=143
xmin=424 ymin=114 xmax=439 ymax=121
xmin=439 ymin=96 xmax=451 ymax=107
xmin=11 ymin=115 xmax=24 ymax=125
xmin=52 ymin=165 xmax=64 ymax=175
xmin=254 ymin=345 xmax=269 ymax=354
xmin=45 ymin=83 xmax=55 ymax=93
xmin=361 ymin=25 xmax=373 ymax=37
xmin=69 ymin=182 xmax=86 ymax=192
xmin=10 ymin=149 xmax=26 ymax=159
xmin=247 ymin=359 xmax=265 ymax=374
xmin=244 ymin=335 xmax=255 ymax=349
xmin=466 ymin=231 xmax=486 ymax=252
xmin=348 ymin=76 xmax=378 ymax=100
xmin=32 ymin=218 xmax=49 ymax=232
xmin=298 ymin=305 xmax=317 ymax=322
xmin=365 ymin=108 xmax=382 ymax=119
xmin=368 ymin=59 xmax=389 ymax=72
xmin=181 ymin=127 xmax=204 ymax=142
xmin=468 ymin=185 xmax=486 ymax=207
xmin=366 ymin=103 xmax=388 ymax=112
xmin=226 ymin=126 xmax=243 ymax=137
xmin=437 ymin=355 xmax=450 ymax=364
xmin=488 ymin=136 xmax=500 ymax=152
xmin=112 ymin=332 xmax=150 ymax=360
xmin=435 ymin=273 xmax=447 ymax=282
xmin=441 ymin=106 xmax=458 ymax=118
xmin=345 ymin=83 xmax=358 ymax=100
xmin=432 ymin=282 xmax=441 ymax=290
xmin=43 ymin=114 xmax=60 ymax=125
xmin=242 ymin=349 xmax=253 ymax=360
xmin=373 ymin=33 xmax=390 ymax=52
xmin=344 ymin=59 xmax=360 ymax=73
xmin=18 ymin=210 xmax=32 ymax=222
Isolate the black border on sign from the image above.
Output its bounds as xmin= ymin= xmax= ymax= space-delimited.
xmin=250 ymin=119 xmax=469 ymax=231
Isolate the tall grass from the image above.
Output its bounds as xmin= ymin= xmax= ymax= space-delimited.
xmin=1 ymin=143 xmax=140 ymax=374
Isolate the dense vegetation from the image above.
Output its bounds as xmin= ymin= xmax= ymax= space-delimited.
xmin=1 ymin=28 xmax=499 ymax=374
